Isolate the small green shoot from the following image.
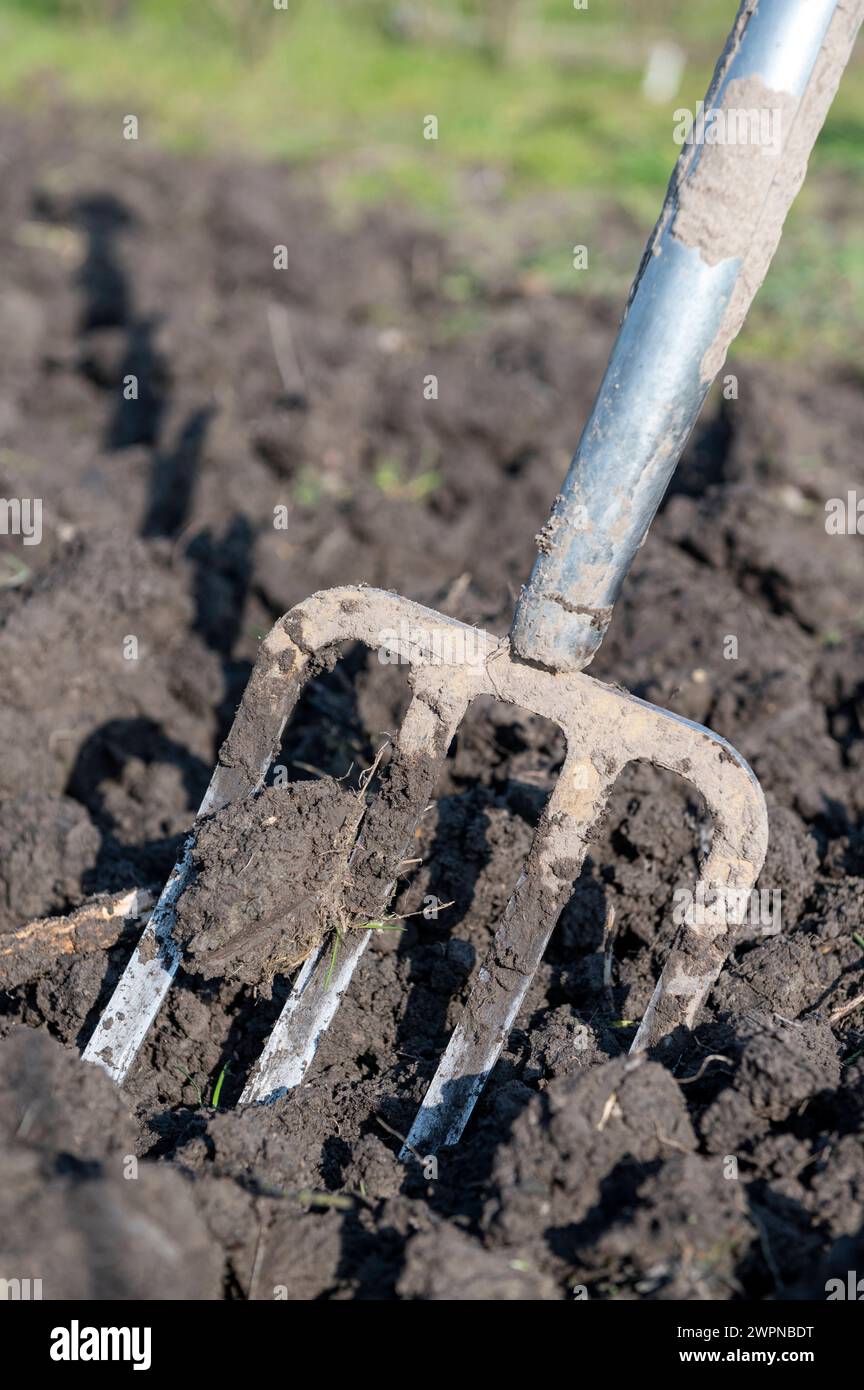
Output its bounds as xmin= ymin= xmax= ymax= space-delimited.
xmin=292 ymin=467 xmax=323 ymax=509
xmin=323 ymin=934 xmax=340 ymax=989
xmin=373 ymin=459 xmax=401 ymax=494
xmin=0 ymin=555 xmax=31 ymax=589
xmin=176 ymin=1068 xmax=204 ymax=1106
xmin=852 ymin=932 xmax=864 ymax=953
xmin=211 ymin=1063 xmax=229 ymax=1108
xmin=408 ymin=470 xmax=443 ymax=501
xmin=373 ymin=458 xmax=442 ymax=501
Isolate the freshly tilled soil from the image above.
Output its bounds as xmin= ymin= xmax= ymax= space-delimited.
xmin=1 ymin=110 xmax=863 ymax=1299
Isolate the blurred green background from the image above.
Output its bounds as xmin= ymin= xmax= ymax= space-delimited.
xmin=1 ymin=0 xmax=862 ymax=361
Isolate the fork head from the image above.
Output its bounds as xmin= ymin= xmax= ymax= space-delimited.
xmin=82 ymin=585 xmax=767 ymax=1135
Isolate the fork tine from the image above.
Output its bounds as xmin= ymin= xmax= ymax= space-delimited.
xmin=400 ymin=750 xmax=614 ymax=1156
xmin=239 ymin=931 xmax=371 ymax=1104
xmin=82 ymin=620 xmax=313 ymax=1082
xmin=629 ymin=780 xmax=768 ymax=1057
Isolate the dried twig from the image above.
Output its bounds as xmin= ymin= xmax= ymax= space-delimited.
xmin=0 ymin=887 xmax=156 ymax=990
xmin=596 ymin=1090 xmax=619 ymax=1132
xmin=375 ymin=1111 xmax=421 ymax=1162
xmin=602 ymin=901 xmax=617 ymax=1001
xmin=676 ymin=1054 xmax=734 ymax=1085
xmin=828 ymin=991 xmax=864 ymax=1025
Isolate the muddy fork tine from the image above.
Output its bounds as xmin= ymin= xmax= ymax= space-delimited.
xmin=82 ymin=620 xmax=316 ymax=1082
xmin=400 ymin=747 xmax=616 ymax=1156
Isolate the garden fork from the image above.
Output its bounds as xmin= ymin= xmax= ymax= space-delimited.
xmin=83 ymin=0 xmax=860 ymax=1152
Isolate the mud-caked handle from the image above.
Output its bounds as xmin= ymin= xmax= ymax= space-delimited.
xmin=511 ymin=0 xmax=862 ymax=674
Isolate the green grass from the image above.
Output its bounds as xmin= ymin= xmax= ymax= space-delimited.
xmin=0 ymin=3 xmax=696 ymax=178
xmin=323 ymin=933 xmax=340 ymax=989
xmin=0 ymin=0 xmax=862 ymax=360
xmin=210 ymin=1063 xmax=229 ymax=1108
xmin=0 ymin=554 xmax=31 ymax=589
xmin=176 ymin=1067 xmax=204 ymax=1107
xmin=176 ymin=1062 xmax=229 ymax=1106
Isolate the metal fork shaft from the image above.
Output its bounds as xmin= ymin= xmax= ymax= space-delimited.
xmin=511 ymin=0 xmax=859 ymax=674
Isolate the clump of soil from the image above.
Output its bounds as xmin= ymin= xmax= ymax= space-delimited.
xmin=0 ymin=791 xmax=101 ymax=931
xmin=175 ymin=781 xmax=360 ymax=990
xmin=398 ymin=1225 xmax=560 ymax=1301
xmin=582 ymin=1152 xmax=756 ymax=1300
xmin=487 ymin=1056 xmax=697 ymax=1252
xmin=698 ymin=1012 xmax=841 ymax=1154
xmin=0 ymin=1027 xmax=223 ymax=1300
xmin=0 ymin=107 xmax=863 ymax=1300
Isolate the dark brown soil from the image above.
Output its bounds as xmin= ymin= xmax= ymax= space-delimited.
xmin=175 ymin=781 xmax=360 ymax=991
xmin=1 ymin=107 xmax=864 ymax=1301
